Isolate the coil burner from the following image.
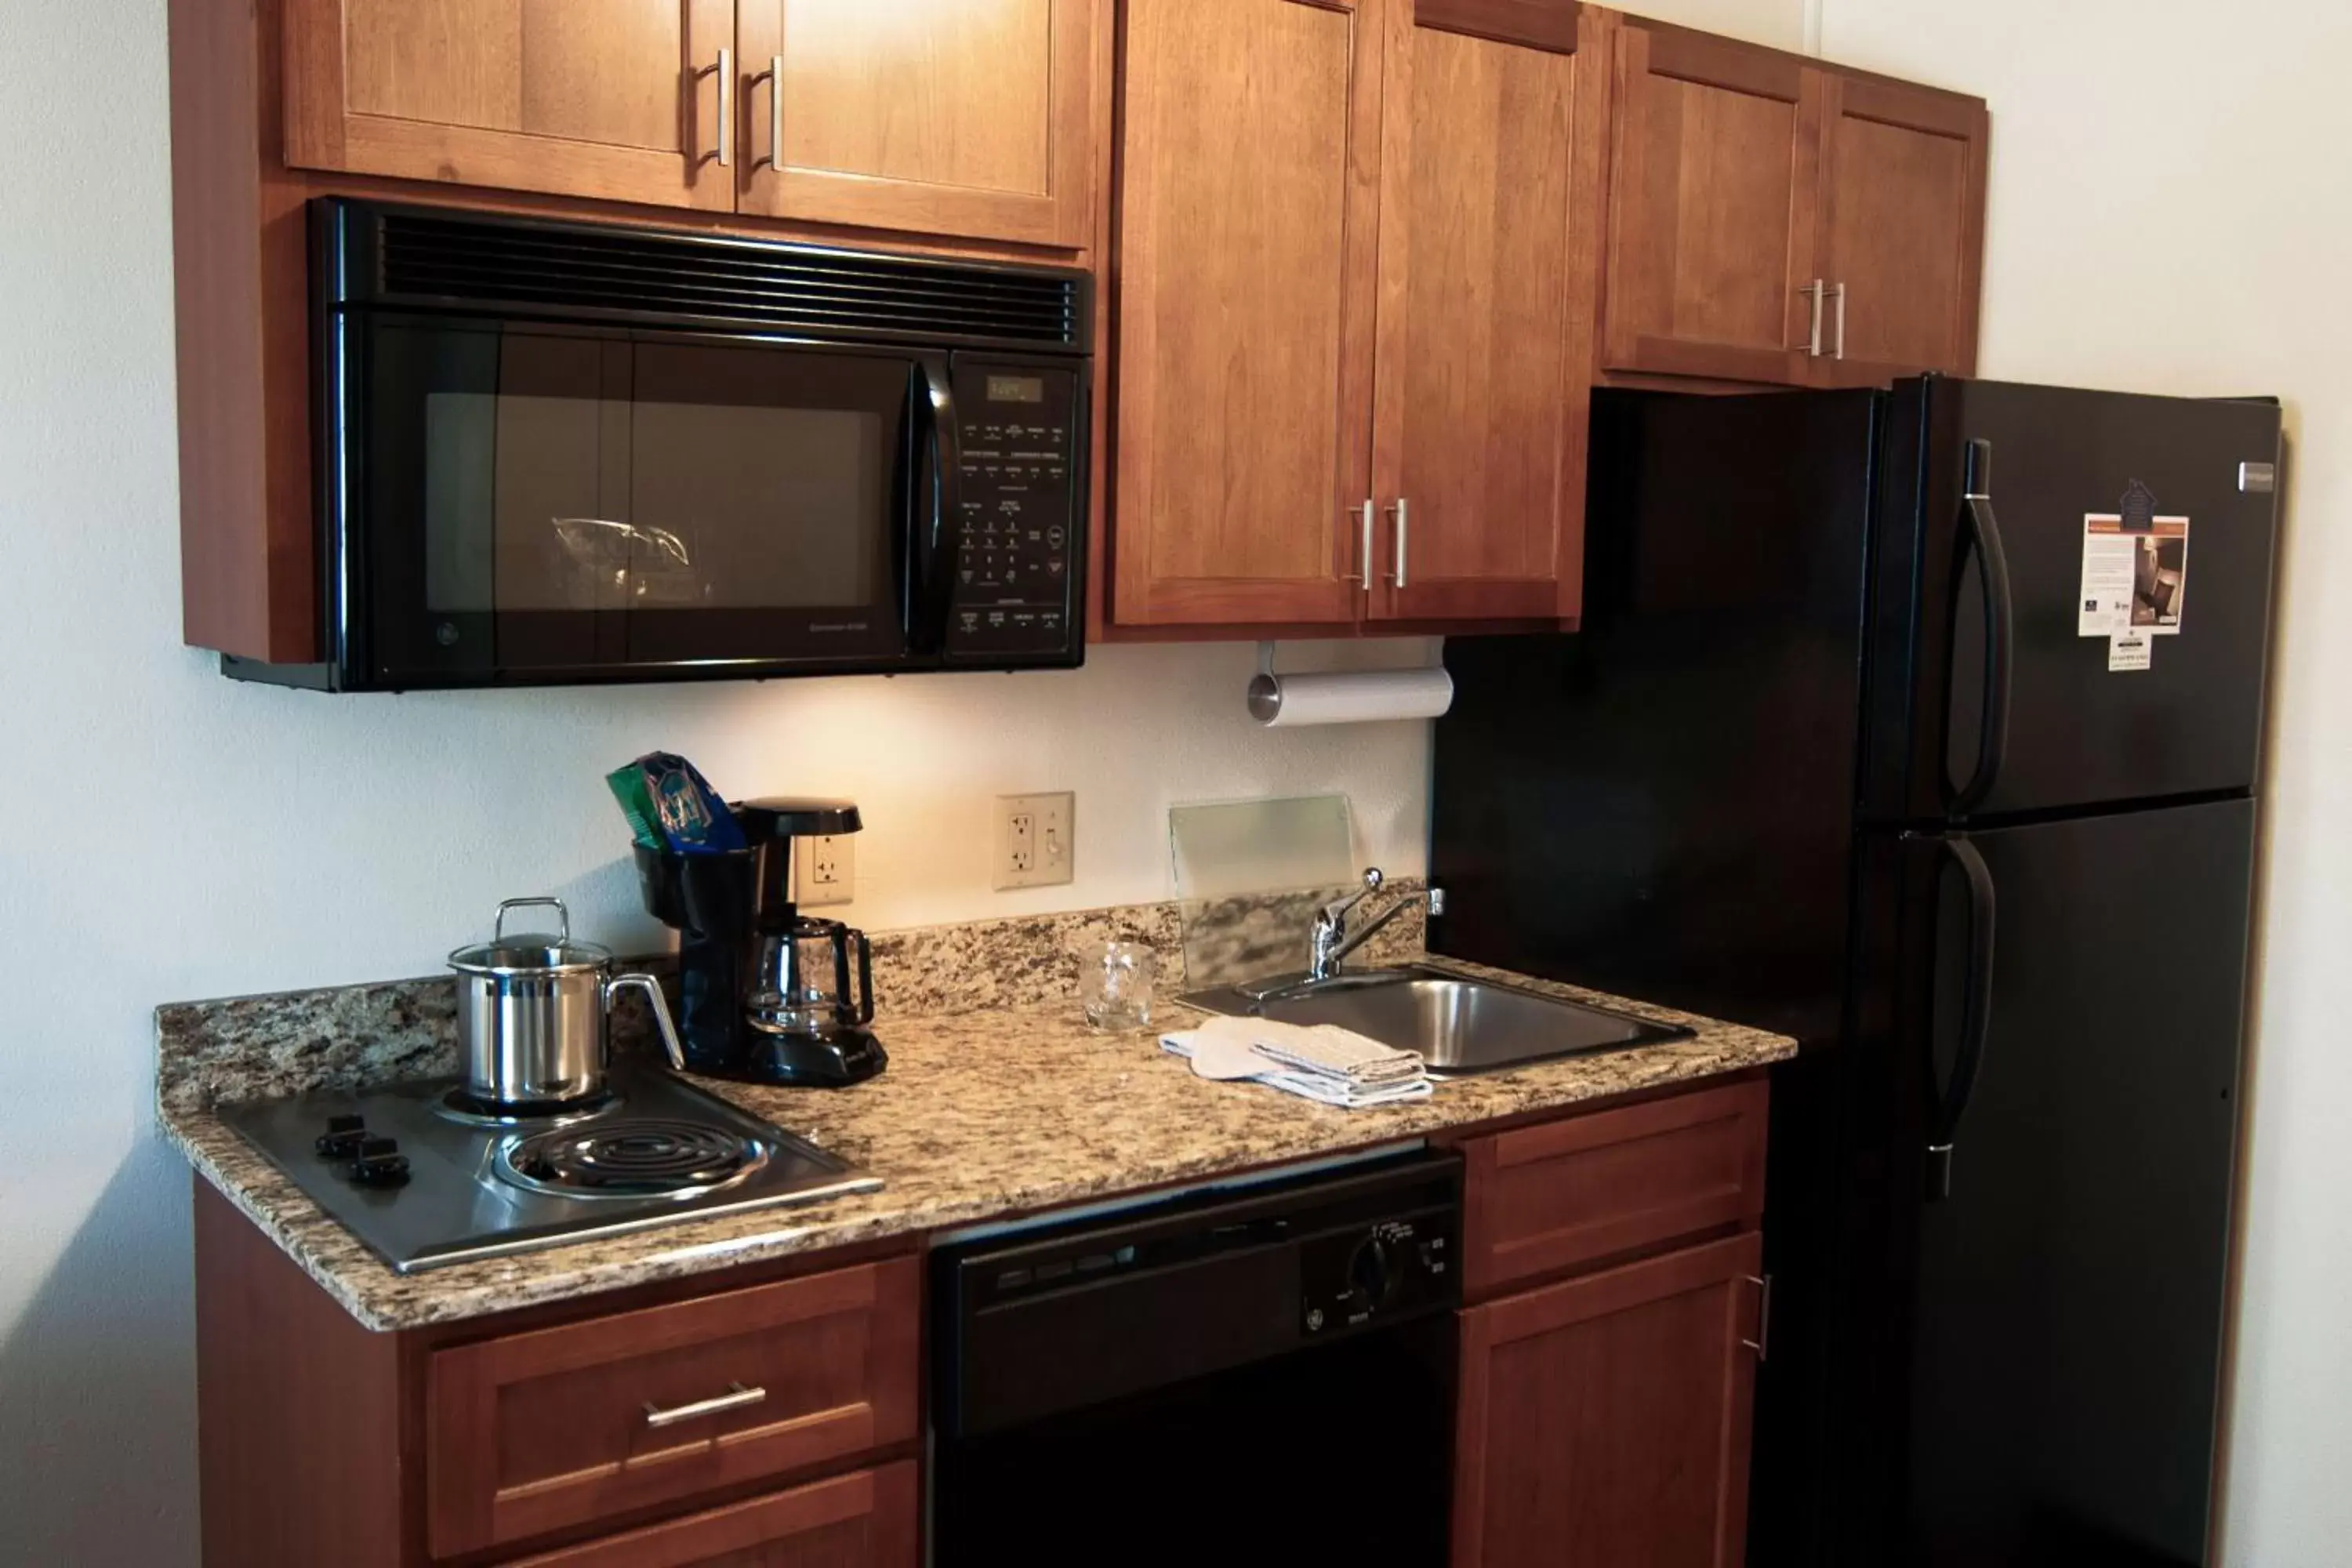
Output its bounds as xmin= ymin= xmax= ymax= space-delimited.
xmin=499 ymin=1120 xmax=770 ymax=1200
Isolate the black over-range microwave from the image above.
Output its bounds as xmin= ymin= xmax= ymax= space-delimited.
xmin=226 ymin=198 xmax=1091 ymax=691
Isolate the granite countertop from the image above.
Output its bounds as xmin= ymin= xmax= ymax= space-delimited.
xmin=159 ymin=952 xmax=1795 ymax=1332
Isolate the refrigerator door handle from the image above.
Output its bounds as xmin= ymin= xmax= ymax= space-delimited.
xmin=1948 ymin=438 xmax=2016 ymax=815
xmin=1924 ymin=831 xmax=1998 ymax=1201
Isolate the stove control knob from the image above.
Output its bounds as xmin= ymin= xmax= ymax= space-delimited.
xmin=348 ymin=1136 xmax=410 ymax=1188
xmin=314 ymin=1115 xmax=368 ymax=1158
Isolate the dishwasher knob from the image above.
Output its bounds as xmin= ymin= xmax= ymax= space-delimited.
xmin=1348 ymin=1236 xmax=1397 ymax=1308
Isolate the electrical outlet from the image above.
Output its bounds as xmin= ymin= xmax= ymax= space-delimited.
xmin=800 ymin=833 xmax=854 ymax=907
xmin=994 ymin=792 xmax=1074 ymax=890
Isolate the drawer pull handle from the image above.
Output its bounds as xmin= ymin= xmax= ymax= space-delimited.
xmin=643 ymin=1381 xmax=767 ymax=1429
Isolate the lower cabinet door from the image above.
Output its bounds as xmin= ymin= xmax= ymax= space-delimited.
xmin=498 ymin=1462 xmax=917 ymax=1567
xmin=1454 ymin=1233 xmax=1764 ymax=1568
xmin=425 ymin=1258 xmax=920 ymax=1558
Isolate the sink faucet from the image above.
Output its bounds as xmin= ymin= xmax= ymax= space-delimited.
xmin=1307 ymin=868 xmax=1444 ymax=983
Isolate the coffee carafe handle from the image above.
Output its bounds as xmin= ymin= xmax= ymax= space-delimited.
xmin=846 ymin=931 xmax=875 ymax=1028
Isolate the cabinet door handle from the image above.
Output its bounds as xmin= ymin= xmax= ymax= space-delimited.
xmin=1742 ymin=1273 xmax=1774 ymax=1362
xmin=717 ymin=47 xmax=734 ymax=168
xmin=695 ymin=48 xmax=733 ymax=169
xmin=1386 ymin=498 xmax=1410 ymax=590
xmin=1345 ymin=499 xmax=1374 ymax=590
xmin=644 ymin=1381 xmax=766 ymax=1429
xmin=1802 ymin=280 xmax=1825 ymax=356
xmin=756 ymin=54 xmax=783 ymax=171
xmin=1828 ymin=282 xmax=1847 ymax=360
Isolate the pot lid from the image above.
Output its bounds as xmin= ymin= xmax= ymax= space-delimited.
xmin=448 ymin=935 xmax=613 ymax=978
xmin=448 ymin=897 xmax=612 ymax=977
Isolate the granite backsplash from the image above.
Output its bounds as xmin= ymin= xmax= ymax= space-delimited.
xmin=156 ymin=884 xmax=1429 ymax=1112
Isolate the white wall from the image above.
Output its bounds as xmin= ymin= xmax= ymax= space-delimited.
xmin=1814 ymin=2 xmax=2352 ymax=1563
xmin=0 ymin=5 xmax=1437 ymax=1560
xmin=1620 ymin=0 xmax=1810 ymax=51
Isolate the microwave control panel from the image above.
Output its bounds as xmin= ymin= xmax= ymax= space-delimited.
xmin=946 ymin=361 xmax=1080 ymax=659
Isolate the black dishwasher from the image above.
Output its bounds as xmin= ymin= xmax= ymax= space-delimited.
xmin=931 ymin=1150 xmax=1462 ymax=1567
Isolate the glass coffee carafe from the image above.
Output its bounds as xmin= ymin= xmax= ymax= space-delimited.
xmin=747 ymin=915 xmax=876 ymax=1040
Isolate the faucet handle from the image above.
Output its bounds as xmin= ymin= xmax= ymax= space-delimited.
xmin=1319 ymin=867 xmax=1385 ymax=927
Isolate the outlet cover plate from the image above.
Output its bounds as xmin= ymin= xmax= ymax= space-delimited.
xmin=800 ymin=834 xmax=854 ymax=907
xmin=994 ymin=793 xmax=1074 ymax=891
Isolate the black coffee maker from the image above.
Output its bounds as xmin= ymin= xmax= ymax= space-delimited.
xmin=636 ymin=798 xmax=887 ymax=1088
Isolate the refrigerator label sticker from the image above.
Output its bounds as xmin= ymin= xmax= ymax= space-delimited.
xmin=2079 ymin=514 xmax=2191 ymax=638
xmin=2109 ymin=632 xmax=2154 ymax=672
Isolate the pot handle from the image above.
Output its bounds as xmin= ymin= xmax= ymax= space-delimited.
xmin=606 ymin=973 xmax=686 ymax=1071
xmin=495 ymin=897 xmax=571 ymax=944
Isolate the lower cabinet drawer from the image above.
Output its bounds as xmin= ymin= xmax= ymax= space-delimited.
xmin=496 ymin=1461 xmax=920 ymax=1567
xmin=426 ymin=1257 xmax=920 ymax=1559
xmin=1461 ymin=1078 xmax=1768 ymax=1295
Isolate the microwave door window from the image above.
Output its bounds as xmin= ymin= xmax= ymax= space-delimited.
xmin=387 ymin=326 xmax=621 ymax=669
xmin=368 ymin=319 xmax=911 ymax=681
xmin=623 ymin=342 xmax=901 ymax=659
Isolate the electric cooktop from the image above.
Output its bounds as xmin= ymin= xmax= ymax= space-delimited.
xmin=220 ymin=1055 xmax=880 ymax=1274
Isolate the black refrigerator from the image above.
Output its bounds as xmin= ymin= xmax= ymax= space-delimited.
xmin=1428 ymin=377 xmax=2281 ymax=1567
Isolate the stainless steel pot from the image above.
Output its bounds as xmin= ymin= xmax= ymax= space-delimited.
xmin=448 ymin=898 xmax=684 ymax=1106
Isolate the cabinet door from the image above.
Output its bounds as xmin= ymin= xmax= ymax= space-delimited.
xmin=1600 ymin=23 xmax=1821 ymax=386
xmin=282 ymin=0 xmax=737 ymax=212
xmin=735 ymin=0 xmax=1094 ymax=247
xmin=1109 ymin=0 xmax=1383 ymax=628
xmin=1455 ymin=1233 xmax=1764 ymax=1568
xmin=1813 ymin=74 xmax=1987 ymax=385
xmin=498 ymin=1464 xmax=918 ymax=1567
xmin=426 ymin=1258 xmax=919 ymax=1559
xmin=1367 ymin=1 xmax=1595 ymax=624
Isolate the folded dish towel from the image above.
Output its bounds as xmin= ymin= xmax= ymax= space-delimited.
xmin=1161 ymin=1015 xmax=1432 ymax=1109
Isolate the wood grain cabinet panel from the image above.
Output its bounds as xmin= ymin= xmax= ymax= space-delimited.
xmin=1460 ymin=1076 xmax=1769 ymax=1296
xmin=497 ymin=1464 xmax=919 ymax=1568
xmin=735 ymin=0 xmax=1094 ymax=246
xmin=283 ymin=0 xmax=738 ymax=211
xmin=426 ymin=1257 xmax=920 ymax=1559
xmin=1814 ymin=73 xmax=1987 ymax=384
xmin=1601 ymin=21 xmax=1820 ymax=386
xmin=1454 ymin=1233 xmax=1765 ymax=1568
xmin=1109 ymin=0 xmax=1383 ymax=627
xmin=1367 ymin=1 xmax=1599 ymax=624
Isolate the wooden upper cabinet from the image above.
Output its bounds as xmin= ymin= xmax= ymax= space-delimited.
xmin=1599 ymin=20 xmax=1987 ymax=392
xmin=1813 ymin=73 xmax=1987 ymax=384
xmin=1109 ymin=0 xmax=1383 ymax=628
xmin=1367 ymin=0 xmax=1598 ymax=624
xmin=734 ymin=0 xmax=1094 ymax=247
xmin=282 ymin=0 xmax=738 ymax=211
xmin=1602 ymin=21 xmax=1819 ymax=386
xmin=1455 ymin=1233 xmax=1766 ymax=1568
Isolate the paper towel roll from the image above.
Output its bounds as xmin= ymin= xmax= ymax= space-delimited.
xmin=1247 ymin=666 xmax=1455 ymax=727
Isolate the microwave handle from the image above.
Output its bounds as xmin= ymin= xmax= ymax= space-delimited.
xmin=909 ymin=354 xmax=964 ymax=654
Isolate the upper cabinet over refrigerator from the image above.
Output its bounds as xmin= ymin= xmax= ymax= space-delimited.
xmin=1599 ymin=17 xmax=1986 ymax=390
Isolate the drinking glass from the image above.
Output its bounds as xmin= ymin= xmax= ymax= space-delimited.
xmin=1081 ymin=942 xmax=1158 ymax=1032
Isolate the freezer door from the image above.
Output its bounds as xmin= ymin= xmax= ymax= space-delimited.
xmin=1861 ymin=379 xmax=2279 ymax=822
xmin=1900 ymin=799 xmax=2252 ymax=1565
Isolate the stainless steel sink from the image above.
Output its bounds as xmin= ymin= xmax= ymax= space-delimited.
xmin=1180 ymin=967 xmax=1690 ymax=1078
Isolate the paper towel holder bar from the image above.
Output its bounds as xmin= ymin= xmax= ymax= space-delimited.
xmin=1247 ymin=641 xmax=1455 ymax=727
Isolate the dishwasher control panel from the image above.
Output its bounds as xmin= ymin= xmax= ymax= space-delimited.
xmin=1301 ymin=1206 xmax=1459 ymax=1335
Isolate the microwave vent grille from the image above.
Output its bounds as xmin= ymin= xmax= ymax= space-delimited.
xmin=373 ymin=211 xmax=1082 ymax=349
